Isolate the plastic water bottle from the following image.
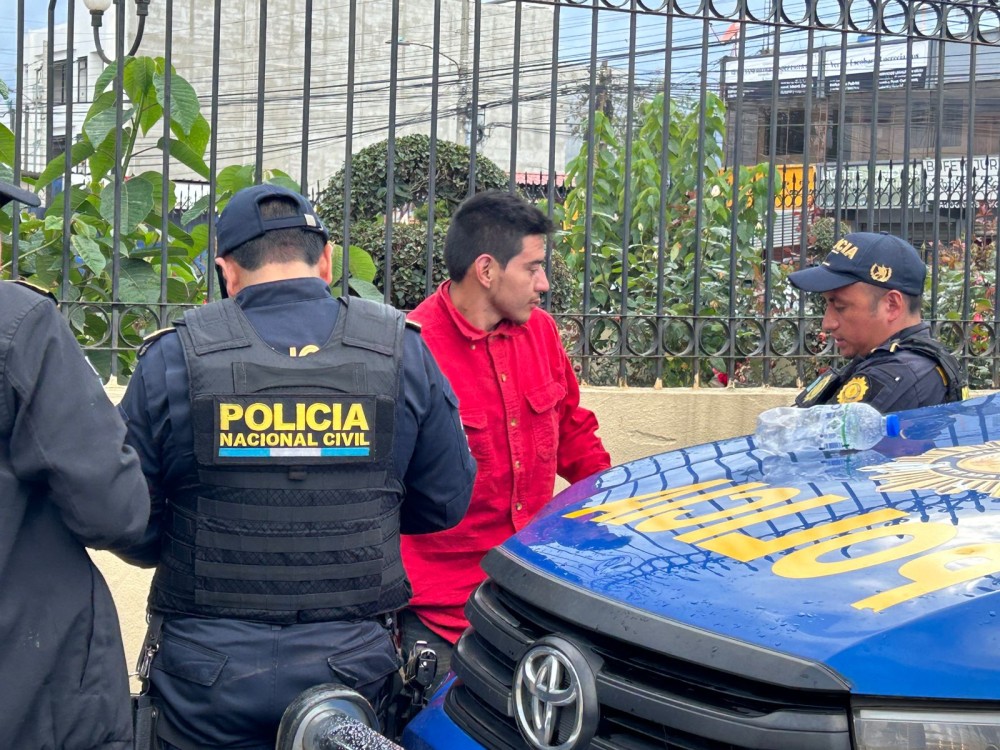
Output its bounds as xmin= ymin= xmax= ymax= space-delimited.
xmin=754 ymin=402 xmax=901 ymax=453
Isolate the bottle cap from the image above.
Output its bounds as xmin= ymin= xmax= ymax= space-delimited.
xmin=885 ymin=414 xmax=901 ymax=438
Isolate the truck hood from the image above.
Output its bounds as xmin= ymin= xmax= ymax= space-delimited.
xmin=501 ymin=394 xmax=1000 ymax=699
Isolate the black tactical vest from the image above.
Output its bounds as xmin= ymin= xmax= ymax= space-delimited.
xmin=796 ymin=332 xmax=968 ymax=408
xmin=148 ymin=296 xmax=410 ymax=624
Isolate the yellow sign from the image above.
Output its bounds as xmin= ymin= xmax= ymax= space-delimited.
xmin=773 ymin=164 xmax=816 ymax=209
xmin=214 ymin=396 xmax=374 ymax=461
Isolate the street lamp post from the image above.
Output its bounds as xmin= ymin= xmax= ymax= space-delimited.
xmin=387 ymin=37 xmax=467 ymax=144
xmin=82 ymin=0 xmax=150 ymax=66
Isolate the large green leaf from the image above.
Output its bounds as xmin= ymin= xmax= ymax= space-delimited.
xmin=35 ymin=141 xmax=95 ymax=189
xmin=117 ymin=257 xmax=160 ymax=303
xmin=189 ymin=223 xmax=210 ymax=259
xmin=88 ymin=138 xmax=119 ymax=184
xmin=348 ymin=278 xmax=382 ymax=301
xmin=92 ymin=62 xmax=118 ymax=100
xmin=99 ymin=178 xmax=154 ymax=235
xmin=347 ymin=245 xmax=377 ymax=282
xmin=331 ymin=244 xmax=379 ymax=286
xmin=156 ymin=137 xmax=210 ymax=179
xmin=216 ymin=164 xmax=255 ymax=196
xmin=181 ymin=114 xmax=211 ymax=158
xmin=44 ymin=185 xmax=93 ymax=218
xmin=181 ymin=194 xmax=211 ymax=226
xmin=71 ymin=233 xmax=107 ymax=275
xmin=138 ymin=101 xmax=164 ymax=137
xmin=123 ymin=56 xmax=156 ymax=103
xmin=83 ymin=91 xmax=122 ymax=147
xmin=265 ymin=171 xmax=300 ymax=192
xmin=154 ymin=70 xmax=200 ymax=135
xmin=0 ymin=122 xmax=14 ymax=165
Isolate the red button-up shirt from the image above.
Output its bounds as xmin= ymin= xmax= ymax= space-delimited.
xmin=401 ymin=281 xmax=611 ymax=642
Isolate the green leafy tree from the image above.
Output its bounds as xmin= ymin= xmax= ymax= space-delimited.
xmin=0 ymin=56 xmax=380 ymax=378
xmin=556 ymin=91 xmax=777 ymax=386
xmin=1 ymin=56 xmax=215 ymax=377
xmin=315 ymin=134 xmax=576 ymax=311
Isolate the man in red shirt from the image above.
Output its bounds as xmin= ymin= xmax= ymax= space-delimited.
xmin=400 ymin=190 xmax=611 ymax=688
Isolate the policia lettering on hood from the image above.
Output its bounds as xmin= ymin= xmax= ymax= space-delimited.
xmin=215 ymin=396 xmax=374 ymax=458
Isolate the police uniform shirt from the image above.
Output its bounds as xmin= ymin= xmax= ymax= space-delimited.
xmin=118 ymin=277 xmax=475 ymax=566
xmin=823 ymin=322 xmax=952 ymax=413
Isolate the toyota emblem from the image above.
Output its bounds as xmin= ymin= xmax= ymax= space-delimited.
xmin=512 ymin=636 xmax=599 ymax=750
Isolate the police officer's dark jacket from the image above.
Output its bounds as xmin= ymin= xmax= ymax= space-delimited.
xmin=119 ymin=278 xmax=475 ymax=624
xmin=796 ymin=322 xmax=967 ymax=413
xmin=151 ymin=295 xmax=407 ymax=623
xmin=0 ymin=281 xmax=149 ymax=750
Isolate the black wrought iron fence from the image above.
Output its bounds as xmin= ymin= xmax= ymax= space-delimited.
xmin=3 ymin=0 xmax=1000 ymax=388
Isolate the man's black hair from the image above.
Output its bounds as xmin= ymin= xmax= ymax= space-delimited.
xmin=228 ymin=196 xmax=327 ymax=271
xmin=444 ymin=191 xmax=554 ymax=282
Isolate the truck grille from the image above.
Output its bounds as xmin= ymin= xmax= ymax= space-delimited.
xmin=444 ymin=550 xmax=852 ymax=750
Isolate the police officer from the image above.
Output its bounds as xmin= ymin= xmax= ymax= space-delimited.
xmin=0 ymin=181 xmax=151 ymax=750
xmin=789 ymin=231 xmax=966 ymax=412
xmin=117 ymin=184 xmax=475 ymax=750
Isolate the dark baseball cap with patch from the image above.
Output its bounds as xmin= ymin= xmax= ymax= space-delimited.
xmin=0 ymin=180 xmax=40 ymax=208
xmin=215 ymin=184 xmax=328 ymax=257
xmin=788 ymin=231 xmax=926 ymax=297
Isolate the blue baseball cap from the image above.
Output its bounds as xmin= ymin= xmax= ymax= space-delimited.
xmin=216 ymin=184 xmax=328 ymax=257
xmin=788 ymin=232 xmax=926 ymax=297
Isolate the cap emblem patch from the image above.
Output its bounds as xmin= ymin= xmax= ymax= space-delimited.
xmin=870 ymin=264 xmax=893 ymax=283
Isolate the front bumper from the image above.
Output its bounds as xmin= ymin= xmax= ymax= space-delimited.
xmin=400 ymin=678 xmax=487 ymax=750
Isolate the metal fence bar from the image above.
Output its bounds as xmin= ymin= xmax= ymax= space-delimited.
xmin=383 ymin=0 xmax=401 ymax=305
xmin=108 ymin=0 xmax=128 ymax=380
xmin=543 ymin=0 xmax=560 ymax=311
xmin=11 ymin=0 xmax=26 ymax=276
xmin=159 ymin=0 xmax=173 ymax=326
xmin=59 ymin=0 xmax=74 ymax=304
xmin=206 ymin=0 xmax=223 ymax=302
xmin=300 ymin=0 xmax=313 ymax=193
xmin=341 ymin=0 xmax=358 ymax=300
xmin=508 ymin=1 xmax=522 ymax=194
xmin=424 ymin=0 xmax=444 ymax=300
xmin=254 ymin=0 xmax=267 ymax=184
xmin=580 ymin=0 xmax=601 ymax=384
xmin=653 ymin=9 xmax=674 ymax=389
xmin=617 ymin=1 xmax=639 ymax=387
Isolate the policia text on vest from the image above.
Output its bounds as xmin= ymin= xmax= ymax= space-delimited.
xmin=213 ymin=395 xmax=376 ymax=460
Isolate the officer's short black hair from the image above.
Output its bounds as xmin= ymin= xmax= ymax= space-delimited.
xmin=226 ymin=196 xmax=327 ymax=271
xmin=444 ymin=191 xmax=553 ymax=282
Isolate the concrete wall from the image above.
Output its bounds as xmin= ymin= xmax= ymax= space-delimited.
xmin=93 ymin=385 xmax=801 ymax=668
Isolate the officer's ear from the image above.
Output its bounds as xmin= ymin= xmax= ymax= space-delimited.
xmin=882 ymin=289 xmax=907 ymax=321
xmin=318 ymin=242 xmax=333 ymax=285
xmin=216 ymin=256 xmax=241 ymax=298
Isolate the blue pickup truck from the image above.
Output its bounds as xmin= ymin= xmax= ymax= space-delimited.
xmin=402 ymin=394 xmax=1000 ymax=750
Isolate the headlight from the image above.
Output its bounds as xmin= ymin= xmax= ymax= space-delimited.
xmin=854 ymin=708 xmax=1000 ymax=750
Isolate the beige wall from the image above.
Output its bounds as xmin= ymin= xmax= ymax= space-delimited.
xmin=93 ymin=385 xmax=806 ymax=667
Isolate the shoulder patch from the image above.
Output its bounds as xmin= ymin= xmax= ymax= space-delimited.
xmin=404 ymin=319 xmax=422 ymax=333
xmin=138 ymin=326 xmax=177 ymax=356
xmin=10 ymin=279 xmax=56 ymax=303
xmin=836 ymin=375 xmax=870 ymax=404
